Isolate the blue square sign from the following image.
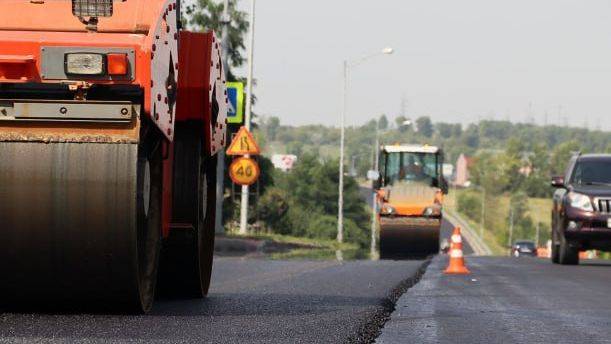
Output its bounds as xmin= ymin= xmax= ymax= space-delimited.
xmin=226 ymin=82 xmax=244 ymax=124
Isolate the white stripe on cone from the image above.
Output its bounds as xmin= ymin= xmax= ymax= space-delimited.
xmin=450 ymin=249 xmax=463 ymax=258
xmin=451 ymin=234 xmax=462 ymax=244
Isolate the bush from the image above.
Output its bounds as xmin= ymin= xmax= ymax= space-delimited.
xmin=257 ymin=187 xmax=289 ymax=231
xmin=457 ymin=192 xmax=481 ymax=221
xmin=255 ymin=154 xmax=370 ymax=247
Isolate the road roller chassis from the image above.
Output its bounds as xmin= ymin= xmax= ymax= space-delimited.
xmin=0 ymin=1 xmax=227 ymax=313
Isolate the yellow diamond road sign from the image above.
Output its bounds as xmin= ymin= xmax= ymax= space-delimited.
xmin=226 ymin=126 xmax=261 ymax=156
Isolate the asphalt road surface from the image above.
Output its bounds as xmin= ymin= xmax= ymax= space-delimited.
xmin=378 ymin=256 xmax=611 ymax=344
xmin=0 ymin=258 xmax=427 ymax=344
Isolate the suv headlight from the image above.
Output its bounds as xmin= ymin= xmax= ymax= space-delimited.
xmin=568 ymin=192 xmax=594 ymax=212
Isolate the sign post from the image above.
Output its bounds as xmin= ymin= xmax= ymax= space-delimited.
xmin=226 ymin=126 xmax=261 ymax=234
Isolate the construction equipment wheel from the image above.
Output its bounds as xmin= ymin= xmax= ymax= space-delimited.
xmin=0 ymin=121 xmax=163 ymax=313
xmin=158 ymin=122 xmax=217 ymax=298
xmin=379 ymin=218 xmax=440 ymax=259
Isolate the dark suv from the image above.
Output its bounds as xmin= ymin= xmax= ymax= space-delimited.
xmin=551 ymin=153 xmax=611 ymax=265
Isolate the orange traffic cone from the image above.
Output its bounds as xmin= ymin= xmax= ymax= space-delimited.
xmin=444 ymin=227 xmax=471 ymax=275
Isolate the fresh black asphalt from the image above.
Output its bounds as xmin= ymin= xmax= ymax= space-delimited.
xmin=377 ymin=256 xmax=611 ymax=343
xmin=0 ymin=258 xmax=427 ymax=343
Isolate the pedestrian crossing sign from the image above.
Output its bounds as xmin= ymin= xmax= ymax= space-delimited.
xmin=226 ymin=82 xmax=244 ymax=124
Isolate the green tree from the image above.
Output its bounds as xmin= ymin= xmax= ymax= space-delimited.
xmin=416 ymin=116 xmax=434 ymax=137
xmin=462 ymin=124 xmax=480 ymax=148
xmin=275 ymin=155 xmax=370 ymax=247
xmin=186 ymin=0 xmax=249 ymax=78
xmin=265 ymin=116 xmax=281 ymax=141
xmin=451 ymin=123 xmax=463 ymax=137
xmin=550 ymin=140 xmax=580 ymax=176
xmin=508 ymin=191 xmax=534 ymax=242
xmin=436 ymin=122 xmax=454 ymax=138
xmin=457 ymin=193 xmax=481 ymax=221
xmin=470 ymin=151 xmax=510 ymax=195
xmin=395 ymin=116 xmax=409 ymax=133
xmin=523 ymin=143 xmax=552 ymax=197
xmin=378 ymin=114 xmax=389 ymax=130
xmin=502 ymin=138 xmax=526 ymax=192
xmin=257 ymin=187 xmax=289 ymax=231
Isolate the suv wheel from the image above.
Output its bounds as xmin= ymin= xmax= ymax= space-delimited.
xmin=551 ymin=229 xmax=560 ymax=264
xmin=558 ymin=232 xmax=579 ymax=265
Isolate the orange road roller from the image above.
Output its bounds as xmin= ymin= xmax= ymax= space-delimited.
xmin=0 ymin=0 xmax=228 ymax=312
xmin=374 ymin=145 xmax=448 ymax=259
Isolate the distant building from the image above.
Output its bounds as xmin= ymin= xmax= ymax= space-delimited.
xmin=454 ymin=153 xmax=473 ymax=187
xmin=272 ymin=154 xmax=298 ymax=172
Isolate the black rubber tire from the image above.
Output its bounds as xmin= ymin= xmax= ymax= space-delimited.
xmin=558 ymin=232 xmax=579 ymax=265
xmin=551 ymin=229 xmax=560 ymax=264
xmin=158 ymin=122 xmax=217 ymax=298
xmin=134 ymin=126 xmax=164 ymax=313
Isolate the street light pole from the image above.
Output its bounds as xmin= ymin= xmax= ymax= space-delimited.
xmin=337 ymin=48 xmax=393 ymax=245
xmin=337 ymin=60 xmax=347 ymax=243
xmin=239 ymin=0 xmax=256 ymax=235
xmin=215 ymin=0 xmax=230 ymax=234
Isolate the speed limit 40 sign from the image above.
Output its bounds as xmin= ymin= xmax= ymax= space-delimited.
xmin=229 ymin=157 xmax=261 ymax=186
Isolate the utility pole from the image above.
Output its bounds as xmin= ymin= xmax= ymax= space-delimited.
xmin=239 ymin=0 xmax=256 ymax=235
xmin=508 ymin=206 xmax=514 ymax=256
xmin=480 ymin=187 xmax=485 ymax=239
xmin=370 ymin=119 xmax=381 ymax=258
xmin=535 ymin=221 xmax=540 ymax=247
xmin=215 ymin=0 xmax=230 ymax=234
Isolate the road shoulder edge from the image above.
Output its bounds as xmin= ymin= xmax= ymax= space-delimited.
xmin=444 ymin=209 xmax=492 ymax=256
xmin=348 ymin=258 xmax=433 ymax=344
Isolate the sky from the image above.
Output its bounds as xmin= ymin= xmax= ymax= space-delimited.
xmin=199 ymin=0 xmax=611 ymax=129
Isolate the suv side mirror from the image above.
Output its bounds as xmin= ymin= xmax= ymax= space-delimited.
xmin=551 ymin=176 xmax=565 ymax=188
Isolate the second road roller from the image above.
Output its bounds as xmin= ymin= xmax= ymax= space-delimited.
xmin=0 ymin=0 xmax=228 ymax=312
xmin=374 ymin=144 xmax=448 ymax=259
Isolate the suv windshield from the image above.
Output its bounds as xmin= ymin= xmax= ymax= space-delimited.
xmin=384 ymin=152 xmax=439 ymax=186
xmin=570 ymin=160 xmax=611 ymax=185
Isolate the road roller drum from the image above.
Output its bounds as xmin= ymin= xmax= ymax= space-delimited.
xmin=0 ymin=0 xmax=227 ymax=312
xmin=379 ymin=217 xmax=441 ymax=259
